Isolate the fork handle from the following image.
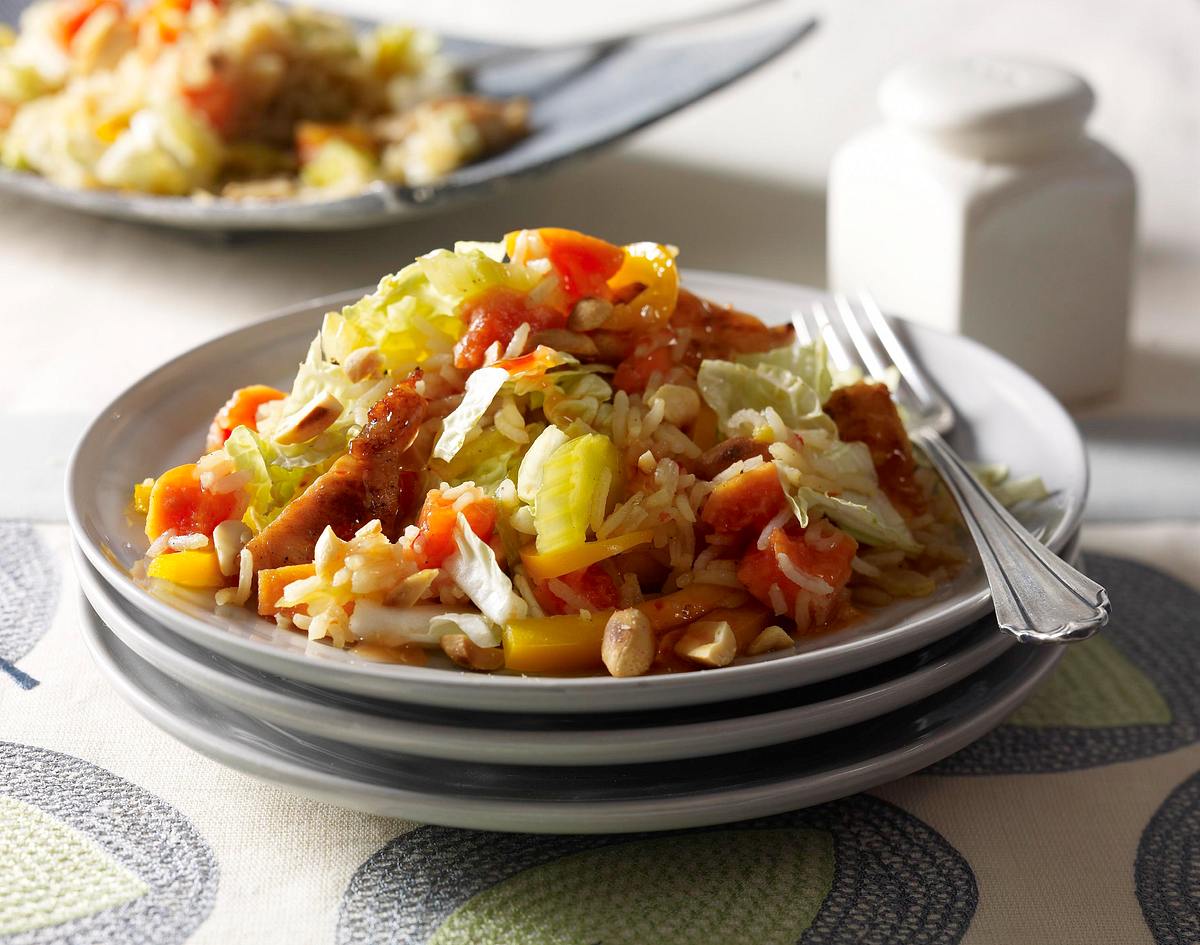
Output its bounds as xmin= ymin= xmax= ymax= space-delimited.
xmin=913 ymin=429 xmax=1110 ymax=644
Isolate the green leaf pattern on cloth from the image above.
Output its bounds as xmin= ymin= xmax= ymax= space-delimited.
xmin=934 ymin=554 xmax=1200 ymax=774
xmin=337 ymin=796 xmax=977 ymax=945
xmin=0 ymin=741 xmax=218 ymax=944
xmin=0 ymin=796 xmax=148 ymax=935
xmin=429 ymin=829 xmax=834 ymax=945
xmin=1010 ymin=636 xmax=1170 ymax=729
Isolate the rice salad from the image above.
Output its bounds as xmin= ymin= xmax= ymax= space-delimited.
xmin=131 ymin=227 xmax=987 ymax=678
xmin=0 ymin=0 xmax=528 ymax=198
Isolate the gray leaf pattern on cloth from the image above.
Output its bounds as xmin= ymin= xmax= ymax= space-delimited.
xmin=336 ymin=795 xmax=977 ymax=945
xmin=1136 ymin=768 xmax=1200 ymax=945
xmin=0 ymin=521 xmax=60 ymax=690
xmin=933 ymin=554 xmax=1200 ymax=775
xmin=0 ymin=741 xmax=218 ymax=944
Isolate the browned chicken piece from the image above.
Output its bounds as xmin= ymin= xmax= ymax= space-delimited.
xmin=246 ymin=380 xmax=426 ymax=572
xmin=695 ymin=437 xmax=774 ymax=481
xmin=824 ymin=382 xmax=927 ymax=518
xmin=671 ymin=289 xmax=795 ymax=363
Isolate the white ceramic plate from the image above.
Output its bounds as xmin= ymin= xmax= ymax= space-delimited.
xmin=77 ymin=539 xmax=1080 ymax=766
xmin=66 ymin=272 xmax=1087 ymax=712
xmin=79 ymin=588 xmax=1064 ymax=833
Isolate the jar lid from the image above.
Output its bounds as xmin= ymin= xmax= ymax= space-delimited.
xmin=879 ymin=56 xmax=1095 ymax=160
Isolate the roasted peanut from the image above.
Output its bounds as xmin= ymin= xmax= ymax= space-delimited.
xmin=273 ymin=392 xmax=343 ymax=445
xmin=649 ymin=384 xmax=701 ymax=427
xmin=440 ymin=634 xmax=505 ymax=672
xmin=530 ymin=329 xmax=599 ymax=357
xmin=602 ymin=608 xmax=655 ymax=677
xmin=567 ymin=297 xmax=614 ymax=331
xmin=675 ymin=620 xmax=736 ymax=668
xmin=746 ymin=625 xmax=794 ymax=656
xmin=212 ymin=519 xmax=251 ymax=577
xmin=343 ymin=346 xmax=383 ymax=383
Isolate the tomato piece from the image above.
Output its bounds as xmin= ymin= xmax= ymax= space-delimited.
xmin=453 ymin=286 xmax=566 ymax=371
xmin=144 ymin=463 xmax=240 ymax=540
xmin=736 ymin=523 xmax=857 ymax=621
xmin=206 ymin=384 xmax=286 ymax=451
xmin=182 ymin=73 xmax=237 ymax=136
xmin=612 ymin=344 xmax=674 ymax=393
xmin=410 ymin=490 xmax=497 ymax=568
xmin=504 ymin=228 xmax=625 ymax=303
xmin=534 ymin=564 xmax=621 ymax=615
xmin=700 ymin=462 xmax=786 ymax=534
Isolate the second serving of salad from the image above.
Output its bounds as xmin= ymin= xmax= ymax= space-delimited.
xmin=0 ymin=0 xmax=528 ymax=198
xmin=131 ymin=227 xmax=974 ymax=678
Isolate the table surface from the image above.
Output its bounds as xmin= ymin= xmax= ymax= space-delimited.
xmin=0 ymin=2 xmax=1198 ymax=944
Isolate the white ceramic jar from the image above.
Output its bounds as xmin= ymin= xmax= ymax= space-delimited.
xmin=828 ymin=56 xmax=1136 ymax=403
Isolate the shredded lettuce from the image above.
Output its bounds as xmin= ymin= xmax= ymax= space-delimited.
xmin=972 ymin=463 xmax=1050 ymax=507
xmin=428 ymin=612 xmax=501 ymax=648
xmin=697 ymin=359 xmax=835 ymax=435
xmin=443 ymin=512 xmax=528 ymax=625
xmin=435 ymin=366 xmax=508 ymax=462
xmin=432 ymin=347 xmax=576 ymax=462
xmin=437 ymin=428 xmax=524 ymax=491
xmin=516 ymin=425 xmax=570 ymax=504
xmin=737 ymin=338 xmax=833 ymax=404
xmin=787 ymin=488 xmax=920 ymax=554
xmin=223 ymin=426 xmax=334 ymax=533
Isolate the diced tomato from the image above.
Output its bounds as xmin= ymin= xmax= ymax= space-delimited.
xmin=736 ymin=523 xmax=857 ymax=622
xmin=612 ymin=344 xmax=674 ymax=393
xmin=534 ymin=564 xmax=621 ymax=615
xmin=144 ymin=463 xmax=240 ymax=540
xmin=453 ymin=286 xmax=566 ymax=371
xmin=700 ymin=462 xmax=786 ymax=534
xmin=506 ymin=228 xmax=625 ymax=303
xmin=205 ymin=384 xmax=286 ymax=451
xmin=181 ymin=73 xmax=237 ymax=136
xmin=410 ymin=490 xmax=497 ymax=569
xmin=56 ymin=0 xmax=124 ymax=46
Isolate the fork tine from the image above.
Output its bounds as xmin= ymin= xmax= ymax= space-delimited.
xmin=833 ymin=295 xmax=890 ymax=380
xmin=810 ymin=301 xmax=854 ymax=371
xmin=790 ymin=309 xmax=813 ymax=345
xmin=858 ymin=294 xmax=938 ymax=411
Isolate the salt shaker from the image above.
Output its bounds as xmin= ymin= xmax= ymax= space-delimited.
xmin=828 ymin=56 xmax=1136 ymax=403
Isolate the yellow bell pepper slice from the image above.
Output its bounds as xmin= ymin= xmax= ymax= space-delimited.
xmin=147 ymin=550 xmax=228 ymax=589
xmin=132 ymin=479 xmax=154 ymax=514
xmin=503 ymin=611 xmax=614 ymax=674
xmin=604 ymin=242 xmax=680 ymax=331
xmin=521 ymin=529 xmax=655 ymax=582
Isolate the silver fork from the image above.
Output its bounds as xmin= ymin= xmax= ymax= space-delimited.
xmin=797 ymin=293 xmax=1109 ymax=644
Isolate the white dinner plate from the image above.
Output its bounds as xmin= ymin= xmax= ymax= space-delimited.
xmin=67 ymin=271 xmax=1087 ymax=712
xmin=78 ymin=588 xmax=1064 ymax=833
xmin=77 ymin=539 xmax=1079 ymax=765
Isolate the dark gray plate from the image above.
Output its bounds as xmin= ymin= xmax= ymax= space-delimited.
xmin=0 ymin=1 xmax=816 ymax=230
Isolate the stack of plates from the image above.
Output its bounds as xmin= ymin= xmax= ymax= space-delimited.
xmin=67 ymin=274 xmax=1086 ymax=834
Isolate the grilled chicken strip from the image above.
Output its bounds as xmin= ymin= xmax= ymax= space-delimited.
xmin=824 ymin=381 xmax=927 ymax=519
xmin=246 ymin=379 xmax=426 ymax=572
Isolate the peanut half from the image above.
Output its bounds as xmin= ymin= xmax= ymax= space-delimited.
xmin=602 ymin=608 xmax=655 ymax=677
